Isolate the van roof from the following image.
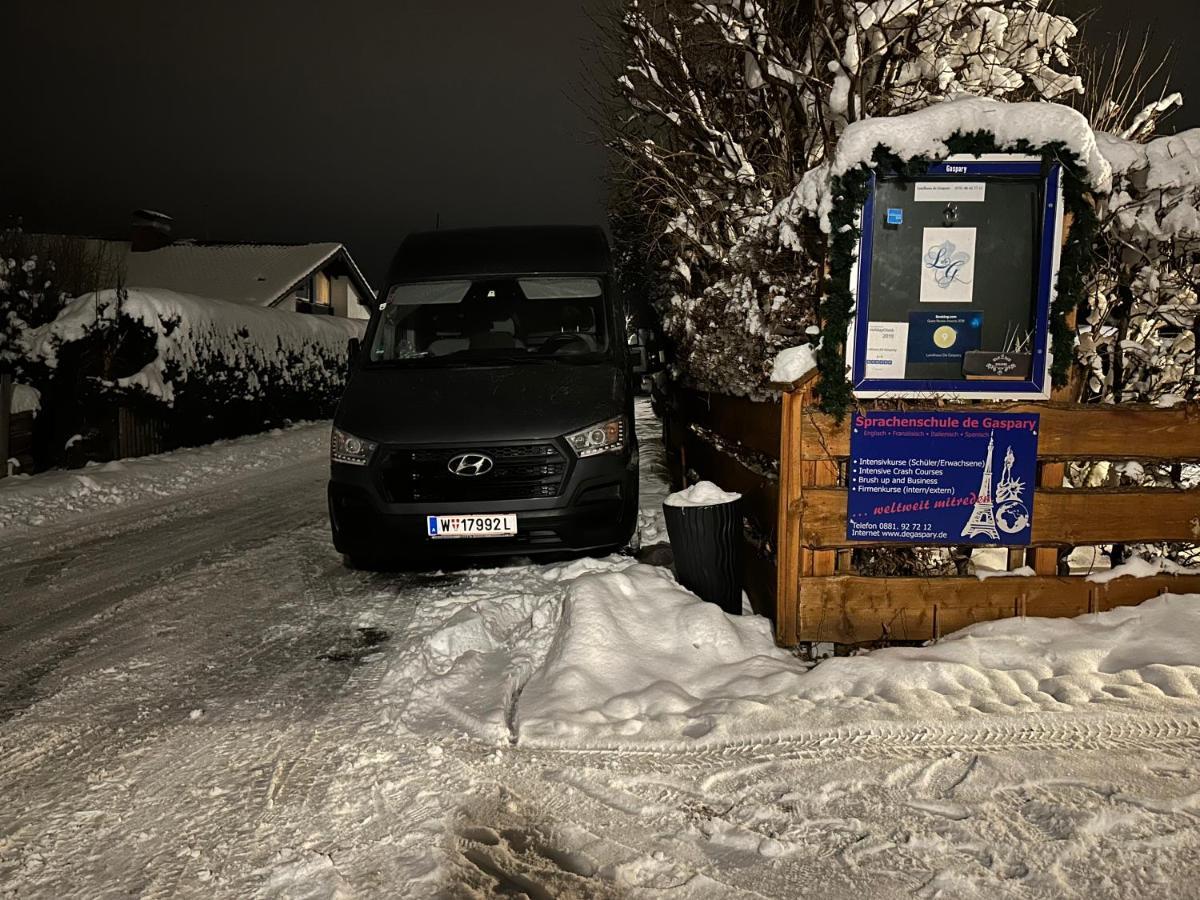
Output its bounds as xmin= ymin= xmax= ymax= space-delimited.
xmin=387 ymin=225 xmax=611 ymax=282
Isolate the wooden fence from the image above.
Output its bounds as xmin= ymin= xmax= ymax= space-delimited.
xmin=664 ymin=377 xmax=1200 ymax=646
xmin=116 ymin=406 xmax=164 ymax=459
xmin=6 ymin=411 xmax=35 ymax=475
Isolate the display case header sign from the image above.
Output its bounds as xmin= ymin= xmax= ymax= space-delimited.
xmin=847 ymin=411 xmax=1040 ymax=545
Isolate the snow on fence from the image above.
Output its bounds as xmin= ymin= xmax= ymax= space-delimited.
xmin=663 ymin=380 xmax=1200 ymax=646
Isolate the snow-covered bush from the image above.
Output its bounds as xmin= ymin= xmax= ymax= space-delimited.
xmin=0 ymin=240 xmax=67 ymax=384
xmin=1085 ymin=126 xmax=1200 ymax=406
xmin=610 ymin=0 xmax=1083 ymax=395
xmin=29 ymin=288 xmax=364 ymax=445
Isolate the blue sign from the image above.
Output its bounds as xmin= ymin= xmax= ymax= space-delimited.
xmin=886 ymin=207 xmax=903 ymax=225
xmin=847 ymin=411 xmax=1039 ymax=545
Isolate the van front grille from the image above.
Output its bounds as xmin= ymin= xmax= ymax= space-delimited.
xmin=377 ymin=442 xmax=569 ymax=503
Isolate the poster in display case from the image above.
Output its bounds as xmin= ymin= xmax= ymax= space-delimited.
xmin=848 ymin=155 xmax=1064 ymax=399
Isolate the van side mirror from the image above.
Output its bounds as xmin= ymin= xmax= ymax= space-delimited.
xmin=346 ymin=337 xmax=361 ymax=378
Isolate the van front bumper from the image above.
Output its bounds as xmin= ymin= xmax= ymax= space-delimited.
xmin=328 ymin=449 xmax=638 ymax=561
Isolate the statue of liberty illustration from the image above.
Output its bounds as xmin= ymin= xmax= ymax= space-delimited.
xmin=963 ymin=433 xmax=1030 ymax=539
xmin=994 ymin=443 xmax=1030 ymax=534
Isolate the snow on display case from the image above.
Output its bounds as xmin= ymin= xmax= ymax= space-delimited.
xmin=848 ymin=154 xmax=1064 ymax=400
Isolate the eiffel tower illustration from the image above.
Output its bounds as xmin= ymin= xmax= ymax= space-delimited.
xmin=961 ymin=431 xmax=1000 ymax=540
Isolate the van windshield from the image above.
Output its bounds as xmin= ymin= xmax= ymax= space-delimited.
xmin=369 ymin=277 xmax=611 ymax=365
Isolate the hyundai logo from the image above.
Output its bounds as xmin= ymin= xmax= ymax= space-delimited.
xmin=448 ymin=453 xmax=494 ymax=477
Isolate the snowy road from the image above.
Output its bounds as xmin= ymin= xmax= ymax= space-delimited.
xmin=0 ymin=458 xmax=328 ymax=706
xmin=3 ymin=413 xmax=1200 ymax=897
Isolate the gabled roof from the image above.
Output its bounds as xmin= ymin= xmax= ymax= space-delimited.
xmin=122 ymin=241 xmax=374 ymax=308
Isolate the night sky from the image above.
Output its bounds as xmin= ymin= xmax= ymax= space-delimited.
xmin=1 ymin=1 xmax=1196 ymax=285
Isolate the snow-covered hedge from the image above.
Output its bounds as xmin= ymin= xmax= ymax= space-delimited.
xmin=611 ymin=0 xmax=1083 ymax=397
xmin=1085 ymin=128 xmax=1200 ymax=406
xmin=29 ymin=288 xmax=365 ymax=439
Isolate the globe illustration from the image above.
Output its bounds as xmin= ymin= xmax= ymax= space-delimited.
xmin=996 ymin=500 xmax=1030 ymax=534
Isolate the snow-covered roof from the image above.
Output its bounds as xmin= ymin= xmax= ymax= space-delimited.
xmin=122 ymin=242 xmax=373 ymax=308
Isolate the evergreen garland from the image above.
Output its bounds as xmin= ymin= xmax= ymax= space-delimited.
xmin=817 ymin=168 xmax=872 ymax=418
xmin=815 ymin=133 xmax=1100 ymax=418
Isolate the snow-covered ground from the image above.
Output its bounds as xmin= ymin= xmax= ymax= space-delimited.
xmin=3 ymin=400 xmax=1200 ymax=898
xmin=0 ymin=422 xmax=329 ymax=532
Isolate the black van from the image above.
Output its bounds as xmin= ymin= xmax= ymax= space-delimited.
xmin=328 ymin=226 xmax=639 ymax=567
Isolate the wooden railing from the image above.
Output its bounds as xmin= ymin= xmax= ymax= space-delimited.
xmin=666 ymin=378 xmax=1200 ymax=646
xmin=663 ymin=388 xmax=782 ymax=615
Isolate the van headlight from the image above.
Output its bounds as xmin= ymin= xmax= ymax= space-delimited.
xmin=565 ymin=417 xmax=626 ymax=458
xmin=331 ymin=427 xmax=378 ymax=466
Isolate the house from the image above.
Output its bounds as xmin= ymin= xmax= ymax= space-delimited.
xmin=43 ymin=210 xmax=376 ymax=318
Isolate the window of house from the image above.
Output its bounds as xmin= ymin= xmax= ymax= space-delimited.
xmin=314 ymin=271 xmax=331 ymax=305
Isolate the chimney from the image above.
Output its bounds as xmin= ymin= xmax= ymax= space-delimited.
xmin=130 ymin=209 xmax=174 ymax=253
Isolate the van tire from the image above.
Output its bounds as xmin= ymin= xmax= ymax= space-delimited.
xmin=342 ymin=552 xmax=379 ymax=571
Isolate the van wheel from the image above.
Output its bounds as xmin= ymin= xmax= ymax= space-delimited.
xmin=342 ymin=552 xmax=379 ymax=571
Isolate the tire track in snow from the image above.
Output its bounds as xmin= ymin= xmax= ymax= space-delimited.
xmin=453 ymin=713 xmax=1200 ymax=900
xmin=518 ymin=712 xmax=1200 ymax=771
xmin=0 ymin=523 xmax=421 ymax=899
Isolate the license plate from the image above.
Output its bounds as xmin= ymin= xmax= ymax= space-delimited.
xmin=426 ymin=514 xmax=518 ymax=539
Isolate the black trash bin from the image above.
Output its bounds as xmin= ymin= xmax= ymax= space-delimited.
xmin=662 ymin=483 xmax=743 ymax=615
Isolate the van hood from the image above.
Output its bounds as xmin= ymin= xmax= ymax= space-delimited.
xmin=335 ymin=363 xmax=626 ymax=445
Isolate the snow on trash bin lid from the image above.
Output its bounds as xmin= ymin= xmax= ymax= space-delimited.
xmin=664 ymin=480 xmax=741 ymax=508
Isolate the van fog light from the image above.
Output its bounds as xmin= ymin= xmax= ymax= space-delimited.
xmin=566 ymin=418 xmax=626 ymax=458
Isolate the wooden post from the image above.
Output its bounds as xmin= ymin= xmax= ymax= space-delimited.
xmin=1027 ymin=461 xmax=1066 ymax=574
xmin=0 ymin=373 xmax=11 ymax=479
xmin=775 ymin=388 xmax=804 ymax=644
xmin=792 ymin=380 xmax=839 ymax=642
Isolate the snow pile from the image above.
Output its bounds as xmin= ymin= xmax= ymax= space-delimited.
xmin=769 ymin=342 xmax=817 ymax=384
xmin=664 ymin=480 xmax=741 ymax=508
xmin=29 ymin=288 xmax=364 ymax=405
xmin=378 ymin=561 xmax=583 ymax=743
xmin=0 ymin=420 xmax=329 ymax=531
xmin=11 ymin=383 xmax=40 ymax=416
xmin=518 ymin=568 xmax=1200 ymax=747
xmin=518 ymin=564 xmax=803 ymax=743
xmin=779 ymin=97 xmax=1110 ymax=235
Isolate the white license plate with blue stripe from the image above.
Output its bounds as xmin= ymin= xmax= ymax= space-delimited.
xmin=426 ymin=514 xmax=518 ymax=539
